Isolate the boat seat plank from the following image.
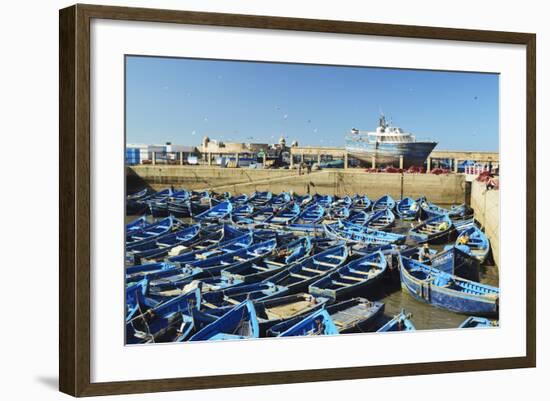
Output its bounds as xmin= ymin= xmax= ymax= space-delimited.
xmin=253 ymin=265 xmax=271 ymax=272
xmin=340 ymin=275 xmax=364 ymax=282
xmin=302 ymin=267 xmax=326 ymax=274
xmin=290 ymin=273 xmax=311 ymax=280
xmin=316 ymin=261 xmax=338 ymax=268
xmin=223 ymin=297 xmax=240 ymax=305
xmin=265 ymin=300 xmax=315 ymax=320
xmin=332 ymin=280 xmax=351 ymax=287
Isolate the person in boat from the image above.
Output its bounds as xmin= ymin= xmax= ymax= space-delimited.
xmin=419 ymin=243 xmax=430 ymax=262
xmin=409 ymin=201 xmax=418 ymax=211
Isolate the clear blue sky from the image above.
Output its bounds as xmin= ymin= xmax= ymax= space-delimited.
xmin=126 ymin=56 xmax=499 ymax=151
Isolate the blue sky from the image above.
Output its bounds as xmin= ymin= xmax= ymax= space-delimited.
xmin=126 ymin=56 xmax=499 ymax=151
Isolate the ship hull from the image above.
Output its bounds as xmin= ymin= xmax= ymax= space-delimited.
xmin=345 ymin=141 xmax=437 ymax=168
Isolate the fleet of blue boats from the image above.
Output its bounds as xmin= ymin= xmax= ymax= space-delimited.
xmin=125 ymin=188 xmax=497 ymax=344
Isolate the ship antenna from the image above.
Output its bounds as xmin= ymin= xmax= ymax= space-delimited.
xmin=378 ymin=108 xmax=386 ymax=129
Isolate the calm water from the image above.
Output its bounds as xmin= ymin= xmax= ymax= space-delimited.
xmin=126 ymin=209 xmax=499 ymax=331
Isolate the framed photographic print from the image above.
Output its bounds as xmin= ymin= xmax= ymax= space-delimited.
xmin=59 ymin=4 xmax=536 ymax=397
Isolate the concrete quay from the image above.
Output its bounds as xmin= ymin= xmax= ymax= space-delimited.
xmin=127 ymin=166 xmax=467 ymax=205
xmin=470 ymin=180 xmax=500 ymax=268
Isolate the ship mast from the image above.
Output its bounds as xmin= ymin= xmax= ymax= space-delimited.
xmin=378 ymin=113 xmax=387 ymax=129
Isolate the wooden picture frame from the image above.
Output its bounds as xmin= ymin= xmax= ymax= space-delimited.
xmin=59 ymin=3 xmax=536 ymax=397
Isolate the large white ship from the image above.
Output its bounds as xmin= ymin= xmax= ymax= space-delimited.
xmin=345 ymin=115 xmax=437 ymax=168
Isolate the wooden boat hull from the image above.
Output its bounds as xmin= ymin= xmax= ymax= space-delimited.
xmin=254 ymin=293 xmax=331 ymax=336
xmin=268 ymin=298 xmax=384 ymax=336
xmin=408 ymin=214 xmax=454 ymax=244
xmin=190 ymin=300 xmax=259 ymax=341
xmin=266 ymin=245 xmax=349 ymax=294
xmin=278 ymin=309 xmax=339 ymax=337
xmin=459 ymin=316 xmax=498 ymax=328
xmin=377 ymin=310 xmax=416 ymax=332
xmin=309 ymin=251 xmax=387 ymax=301
xmin=399 ymin=256 xmax=499 ymax=316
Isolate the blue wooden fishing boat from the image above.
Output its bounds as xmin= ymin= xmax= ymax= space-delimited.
xmin=312 ymin=194 xmax=333 ymax=207
xmin=265 ymin=203 xmax=300 ymax=225
xmin=126 ymin=216 xmax=177 ymax=250
xmin=431 ymin=246 xmax=480 ymax=281
xmin=351 ymin=194 xmax=372 ymax=212
xmin=331 ymin=195 xmax=353 ymax=208
xmin=309 ymin=251 xmax=387 ymax=300
xmin=201 ymin=281 xmax=288 ymax=312
xmin=127 ymin=188 xmax=148 ymax=200
xmin=399 ymin=245 xmax=438 ymax=262
xmin=458 ymin=316 xmax=498 ymax=328
xmin=267 ymin=298 xmax=384 ymax=336
xmin=328 ymin=205 xmax=351 ymax=220
xmin=396 ymin=197 xmax=420 ymax=220
xmin=145 ymin=313 xmax=196 ymax=343
xmin=408 ymin=214 xmax=454 ymax=244
xmin=277 ymin=308 xmax=339 ymax=337
xmin=126 ymin=261 xmax=178 ymax=282
xmin=149 ymin=190 xmax=189 ymax=217
xmin=229 ymin=193 xmax=249 ymax=205
xmin=193 ymin=200 xmax=233 ymax=222
xmin=350 ymin=243 xmax=397 ymax=257
xmin=130 ymin=188 xmax=172 ymax=215
xmin=324 ymin=221 xmax=406 ymax=245
xmin=126 ymin=278 xmax=154 ymax=321
xmin=168 ymin=231 xmax=253 ymax=265
xmin=455 ymin=225 xmax=490 ymax=263
xmin=145 ymin=266 xmax=204 ymax=293
xmin=190 ymin=300 xmax=259 ymax=341
xmin=453 ymin=218 xmax=476 ymax=232
xmin=401 ymin=245 xmax=480 ymax=282
xmin=249 ymin=191 xmax=273 ymax=206
xmin=372 ymin=194 xmax=396 ymax=211
xmin=231 ymin=203 xmax=255 ymax=224
xmin=419 ymin=200 xmax=449 ymax=219
xmin=153 ymin=275 xmax=247 ymax=299
xmin=269 ymin=192 xmax=292 ymax=208
xmin=126 ymin=224 xmax=201 ymax=264
xmin=295 ymin=203 xmax=325 ymax=224
xmin=222 ymin=237 xmax=313 ymax=283
xmin=190 ymin=190 xmax=210 ymax=200
xmin=126 ymin=216 xmax=148 ymax=233
xmin=377 ymin=310 xmax=416 ymax=332
xmin=188 ymin=238 xmax=278 ymax=277
xmin=253 ymin=293 xmax=331 ymax=335
xmin=399 ymin=256 xmax=499 ymax=315
xmin=251 ymin=206 xmax=276 ymax=223
xmin=251 ymin=227 xmax=294 ymax=243
xmin=188 ymin=200 xmax=209 ymax=216
xmin=365 ymin=209 xmax=395 ymax=230
xmin=294 ymin=194 xmax=313 ymax=206
xmin=449 ymin=203 xmax=474 ymax=220
xmin=347 ymin=211 xmax=369 ymax=225
xmin=152 ymin=225 xmax=236 ymax=262
xmin=265 ymin=245 xmax=349 ymax=294
xmin=166 ymin=199 xmax=191 ymax=217
xmin=144 ymin=188 xmax=172 ymax=211
xmin=126 ymin=288 xmax=200 ymax=344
